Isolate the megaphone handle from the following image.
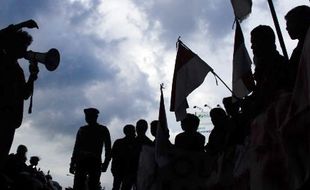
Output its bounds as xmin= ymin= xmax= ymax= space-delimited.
xmin=28 ymin=91 xmax=33 ymax=114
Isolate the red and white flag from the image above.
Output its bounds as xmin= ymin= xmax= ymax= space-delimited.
xmin=231 ymin=0 xmax=252 ymax=22
xmin=170 ymin=40 xmax=212 ymax=121
xmin=232 ymin=20 xmax=255 ymax=98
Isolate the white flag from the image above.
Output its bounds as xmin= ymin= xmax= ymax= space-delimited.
xmin=232 ymin=20 xmax=255 ymax=98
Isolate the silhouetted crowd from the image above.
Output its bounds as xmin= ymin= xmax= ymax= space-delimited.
xmin=1 ymin=4 xmax=310 ymax=190
xmin=0 ymin=145 xmax=62 ymax=190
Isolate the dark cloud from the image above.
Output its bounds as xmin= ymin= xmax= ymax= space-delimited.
xmin=0 ymin=1 xmax=47 ymax=22
xmin=137 ymin=0 xmax=235 ymax=44
xmin=0 ymin=0 xmax=155 ymax=140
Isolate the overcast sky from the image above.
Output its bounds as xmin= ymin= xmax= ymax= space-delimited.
xmin=1 ymin=0 xmax=308 ymax=188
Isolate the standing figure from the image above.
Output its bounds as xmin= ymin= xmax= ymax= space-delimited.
xmin=250 ymin=25 xmax=289 ymax=113
xmin=150 ymin=120 xmax=159 ymax=145
xmin=111 ymin=124 xmax=137 ymax=190
xmin=206 ymin=108 xmax=230 ymax=155
xmin=69 ymin=108 xmax=111 ymax=190
xmin=175 ymin=113 xmax=205 ymax=152
xmin=285 ymin=5 xmax=310 ymax=90
xmin=134 ymin=119 xmax=152 ymax=186
xmin=0 ymin=20 xmax=39 ymax=170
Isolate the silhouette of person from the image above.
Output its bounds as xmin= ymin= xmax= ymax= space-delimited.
xmin=135 ymin=119 xmax=153 ymax=151
xmin=133 ymin=119 xmax=152 ymax=186
xmin=45 ymin=172 xmax=62 ymax=190
xmin=175 ymin=113 xmax=205 ymax=152
xmin=0 ymin=20 xmax=39 ymax=170
xmin=111 ymin=124 xmax=137 ymax=190
xmin=222 ymin=97 xmax=246 ymax=145
xmin=285 ymin=5 xmax=310 ymax=90
xmin=206 ymin=108 xmax=230 ymax=154
xmin=150 ymin=120 xmax=159 ymax=145
xmin=4 ymin=144 xmax=28 ymax=181
xmin=70 ymin=108 xmax=111 ymax=190
xmin=249 ymin=25 xmax=289 ymax=114
xmin=26 ymin=156 xmax=40 ymax=175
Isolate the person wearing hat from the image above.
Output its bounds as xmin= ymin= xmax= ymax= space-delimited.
xmin=70 ymin=108 xmax=111 ymax=190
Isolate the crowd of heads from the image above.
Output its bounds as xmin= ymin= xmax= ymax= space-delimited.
xmin=0 ymin=144 xmax=61 ymax=190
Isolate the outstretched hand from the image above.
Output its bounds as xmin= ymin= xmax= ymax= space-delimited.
xmin=21 ymin=19 xmax=39 ymax=29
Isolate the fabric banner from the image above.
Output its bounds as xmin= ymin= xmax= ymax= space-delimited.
xmin=232 ymin=20 xmax=254 ymax=98
xmin=170 ymin=40 xmax=212 ymax=121
xmin=231 ymin=0 xmax=252 ymax=21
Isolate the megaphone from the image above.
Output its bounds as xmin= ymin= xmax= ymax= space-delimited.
xmin=24 ymin=48 xmax=60 ymax=71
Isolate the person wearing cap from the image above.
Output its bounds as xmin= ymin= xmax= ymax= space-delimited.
xmin=69 ymin=108 xmax=111 ymax=190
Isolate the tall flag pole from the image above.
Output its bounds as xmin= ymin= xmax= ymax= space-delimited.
xmin=267 ymin=0 xmax=289 ymax=61
xmin=155 ymin=84 xmax=170 ymax=168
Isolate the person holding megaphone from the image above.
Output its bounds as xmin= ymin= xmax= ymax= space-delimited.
xmin=0 ymin=19 xmax=40 ymax=171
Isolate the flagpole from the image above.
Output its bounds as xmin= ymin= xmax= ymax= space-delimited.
xmin=211 ymin=70 xmax=239 ymax=99
xmin=267 ymin=0 xmax=289 ymax=61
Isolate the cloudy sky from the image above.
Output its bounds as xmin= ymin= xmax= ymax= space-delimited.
xmin=1 ymin=0 xmax=308 ymax=188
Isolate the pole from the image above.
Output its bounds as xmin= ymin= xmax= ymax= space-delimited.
xmin=211 ymin=71 xmax=240 ymax=100
xmin=267 ymin=0 xmax=289 ymax=61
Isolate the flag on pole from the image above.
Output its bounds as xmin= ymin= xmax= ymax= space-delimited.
xmin=155 ymin=84 xmax=171 ymax=168
xmin=231 ymin=0 xmax=252 ymax=22
xmin=170 ymin=40 xmax=212 ymax=121
xmin=232 ymin=20 xmax=255 ymax=98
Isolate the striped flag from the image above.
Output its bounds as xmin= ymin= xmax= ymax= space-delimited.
xmin=231 ymin=0 xmax=252 ymax=22
xmin=232 ymin=20 xmax=255 ymax=98
xmin=170 ymin=40 xmax=212 ymax=121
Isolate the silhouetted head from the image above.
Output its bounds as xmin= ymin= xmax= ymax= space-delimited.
xmin=123 ymin=124 xmax=135 ymax=138
xmin=136 ymin=119 xmax=148 ymax=136
xmin=16 ymin=144 xmax=28 ymax=162
xmin=29 ymin=156 xmax=40 ymax=166
xmin=84 ymin=108 xmax=99 ymax=125
xmin=222 ymin=97 xmax=239 ymax=117
xmin=45 ymin=174 xmax=52 ymax=180
xmin=150 ymin=120 xmax=159 ymax=137
xmin=251 ymin=25 xmax=276 ymax=58
xmin=181 ymin=113 xmax=200 ymax=132
xmin=16 ymin=144 xmax=28 ymax=155
xmin=210 ymin=107 xmax=227 ymax=126
xmin=4 ymin=30 xmax=32 ymax=59
xmin=285 ymin=5 xmax=310 ymax=40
